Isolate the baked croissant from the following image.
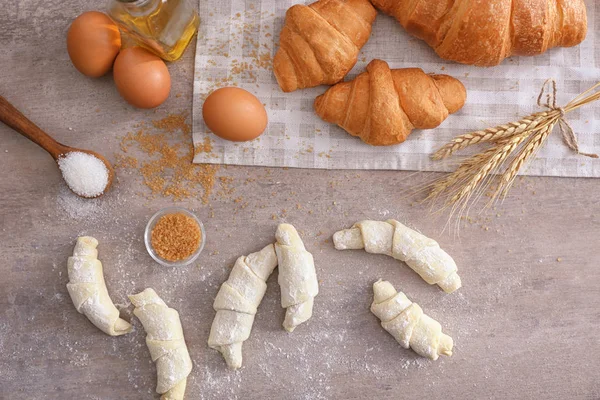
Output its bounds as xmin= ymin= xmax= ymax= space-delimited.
xmin=273 ymin=0 xmax=377 ymax=92
xmin=371 ymin=0 xmax=588 ymax=66
xmin=314 ymin=59 xmax=466 ymax=146
xmin=371 ymin=280 xmax=453 ymax=360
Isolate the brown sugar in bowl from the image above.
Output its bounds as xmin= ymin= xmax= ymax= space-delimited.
xmin=144 ymin=207 xmax=205 ymax=266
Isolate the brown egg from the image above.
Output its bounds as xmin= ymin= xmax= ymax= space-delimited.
xmin=67 ymin=12 xmax=121 ymax=78
xmin=202 ymin=87 xmax=268 ymax=142
xmin=113 ymin=47 xmax=171 ymax=109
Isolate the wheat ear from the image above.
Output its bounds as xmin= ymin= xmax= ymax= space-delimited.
xmin=449 ymin=132 xmax=531 ymax=205
xmin=427 ymin=80 xmax=600 ymax=217
xmin=495 ymin=123 xmax=554 ymax=199
xmin=432 ymin=112 xmax=548 ymax=160
xmin=426 ymin=151 xmax=490 ymax=202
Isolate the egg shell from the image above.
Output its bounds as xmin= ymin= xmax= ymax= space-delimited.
xmin=202 ymin=87 xmax=268 ymax=142
xmin=67 ymin=12 xmax=121 ymax=78
xmin=113 ymin=47 xmax=171 ymax=109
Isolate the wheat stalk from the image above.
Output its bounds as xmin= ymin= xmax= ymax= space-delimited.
xmin=426 ymin=80 xmax=600 ymax=217
xmin=449 ymin=132 xmax=530 ymax=205
xmin=432 ymin=112 xmax=548 ymax=160
xmin=427 ymin=157 xmax=478 ymax=201
xmin=495 ymin=123 xmax=554 ymax=199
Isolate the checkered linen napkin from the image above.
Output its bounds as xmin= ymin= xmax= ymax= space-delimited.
xmin=193 ymin=0 xmax=600 ymax=177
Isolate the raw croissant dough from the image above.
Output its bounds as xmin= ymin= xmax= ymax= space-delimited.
xmin=275 ymin=224 xmax=319 ymax=332
xmin=371 ymin=280 xmax=453 ymax=360
xmin=66 ymin=236 xmax=131 ymax=336
xmin=208 ymin=244 xmax=278 ymax=369
xmin=129 ymin=288 xmax=193 ymax=400
xmin=333 ymin=220 xmax=461 ymax=293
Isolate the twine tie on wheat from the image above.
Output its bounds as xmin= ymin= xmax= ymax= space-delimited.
xmin=537 ymin=79 xmax=598 ymax=159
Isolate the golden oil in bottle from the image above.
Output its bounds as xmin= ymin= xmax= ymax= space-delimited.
xmin=107 ymin=0 xmax=199 ymax=61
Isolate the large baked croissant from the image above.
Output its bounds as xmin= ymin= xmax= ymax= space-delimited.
xmin=314 ymin=59 xmax=466 ymax=146
xmin=273 ymin=0 xmax=377 ymax=92
xmin=371 ymin=0 xmax=588 ymax=66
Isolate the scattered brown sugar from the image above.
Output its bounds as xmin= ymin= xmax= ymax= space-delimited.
xmin=151 ymin=213 xmax=202 ymax=262
xmin=117 ymin=112 xmax=219 ymax=203
xmin=151 ymin=113 xmax=191 ymax=134
xmin=195 ymin=136 xmax=213 ymax=153
xmin=114 ymin=155 xmax=138 ymax=169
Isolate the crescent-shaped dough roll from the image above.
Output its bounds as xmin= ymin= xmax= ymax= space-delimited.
xmin=129 ymin=288 xmax=193 ymax=400
xmin=208 ymin=244 xmax=278 ymax=369
xmin=333 ymin=220 xmax=461 ymax=293
xmin=275 ymin=224 xmax=319 ymax=332
xmin=66 ymin=236 xmax=132 ymax=336
xmin=371 ymin=280 xmax=453 ymax=360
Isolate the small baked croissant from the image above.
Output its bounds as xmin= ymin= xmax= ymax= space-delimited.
xmin=273 ymin=0 xmax=377 ymax=92
xmin=371 ymin=0 xmax=587 ymax=66
xmin=314 ymin=59 xmax=466 ymax=146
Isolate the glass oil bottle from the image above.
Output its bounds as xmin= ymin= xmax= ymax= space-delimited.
xmin=107 ymin=0 xmax=199 ymax=62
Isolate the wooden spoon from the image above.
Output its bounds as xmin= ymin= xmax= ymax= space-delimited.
xmin=0 ymin=95 xmax=114 ymax=198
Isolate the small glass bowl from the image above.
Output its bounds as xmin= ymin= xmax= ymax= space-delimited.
xmin=144 ymin=207 xmax=206 ymax=267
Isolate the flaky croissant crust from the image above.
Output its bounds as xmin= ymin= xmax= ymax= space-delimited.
xmin=273 ymin=0 xmax=377 ymax=92
xmin=371 ymin=0 xmax=588 ymax=66
xmin=314 ymin=59 xmax=466 ymax=146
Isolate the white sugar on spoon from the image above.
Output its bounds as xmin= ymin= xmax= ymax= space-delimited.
xmin=0 ymin=95 xmax=114 ymax=199
xmin=58 ymin=152 xmax=110 ymax=198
